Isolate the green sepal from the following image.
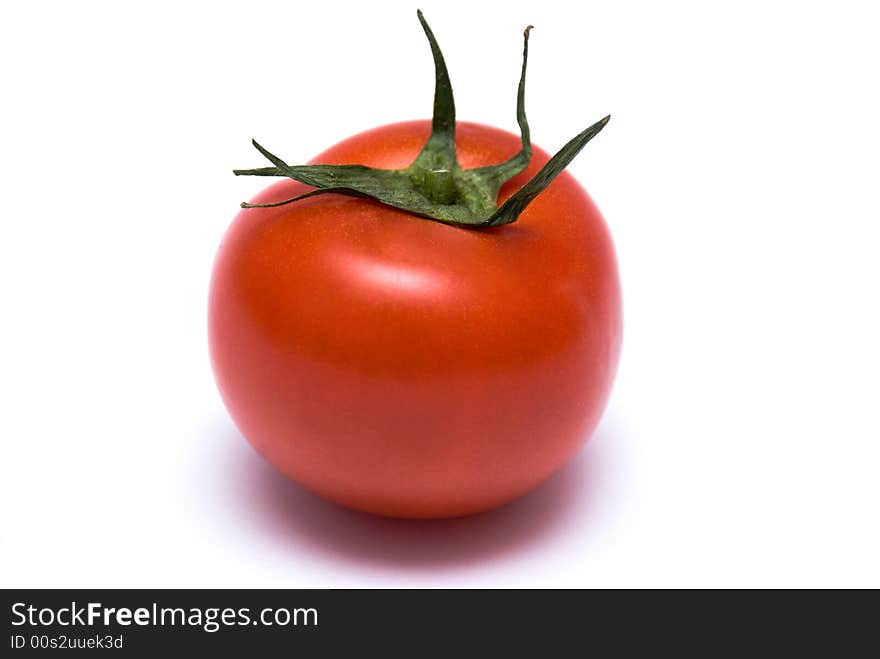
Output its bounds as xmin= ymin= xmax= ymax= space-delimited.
xmin=234 ymin=11 xmax=609 ymax=229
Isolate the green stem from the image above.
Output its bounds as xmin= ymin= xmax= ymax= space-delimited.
xmin=233 ymin=10 xmax=609 ymax=229
xmin=410 ymin=9 xmax=458 ymax=175
xmin=487 ymin=115 xmax=610 ymax=226
xmin=422 ymin=168 xmax=456 ymax=204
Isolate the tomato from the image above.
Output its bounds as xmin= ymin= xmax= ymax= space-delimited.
xmin=209 ymin=119 xmax=621 ymax=518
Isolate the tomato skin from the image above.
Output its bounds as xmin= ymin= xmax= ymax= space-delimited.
xmin=209 ymin=120 xmax=621 ymax=519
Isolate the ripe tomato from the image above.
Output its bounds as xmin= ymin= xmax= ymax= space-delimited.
xmin=209 ymin=120 xmax=621 ymax=518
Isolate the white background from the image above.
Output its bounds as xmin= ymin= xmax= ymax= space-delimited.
xmin=2 ymin=0 xmax=878 ymax=588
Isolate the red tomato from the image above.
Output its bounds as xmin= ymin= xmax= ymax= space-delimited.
xmin=209 ymin=120 xmax=621 ymax=519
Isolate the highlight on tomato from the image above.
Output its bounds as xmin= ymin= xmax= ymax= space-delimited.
xmin=209 ymin=10 xmax=621 ymax=518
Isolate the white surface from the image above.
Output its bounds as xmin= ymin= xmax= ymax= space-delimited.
xmin=2 ymin=0 xmax=879 ymax=588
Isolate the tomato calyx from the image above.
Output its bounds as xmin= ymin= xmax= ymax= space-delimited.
xmin=233 ymin=10 xmax=609 ymax=229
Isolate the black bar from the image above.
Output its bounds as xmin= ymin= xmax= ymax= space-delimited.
xmin=2 ymin=589 xmax=875 ymax=653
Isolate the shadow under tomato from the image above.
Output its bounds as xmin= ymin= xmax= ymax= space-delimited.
xmin=217 ymin=419 xmax=613 ymax=571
